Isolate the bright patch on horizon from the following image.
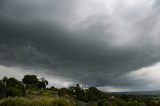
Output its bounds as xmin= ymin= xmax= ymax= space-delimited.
xmin=0 ymin=65 xmax=74 ymax=88
xmin=98 ymin=86 xmax=131 ymax=92
xmin=126 ymin=62 xmax=160 ymax=91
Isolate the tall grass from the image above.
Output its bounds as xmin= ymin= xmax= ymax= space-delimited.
xmin=0 ymin=96 xmax=76 ymax=106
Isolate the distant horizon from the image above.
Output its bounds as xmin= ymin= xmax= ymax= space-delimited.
xmin=2 ymin=72 xmax=160 ymax=93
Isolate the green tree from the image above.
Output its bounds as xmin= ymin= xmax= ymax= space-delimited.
xmin=68 ymin=86 xmax=76 ymax=95
xmin=6 ymin=78 xmax=21 ymax=87
xmin=74 ymin=84 xmax=87 ymax=101
xmin=6 ymin=77 xmax=25 ymax=97
xmin=86 ymin=87 xmax=101 ymax=101
xmin=2 ymin=76 xmax=8 ymax=85
xmin=0 ymin=79 xmax=6 ymax=99
xmin=22 ymin=75 xmax=39 ymax=89
xmin=58 ymin=88 xmax=69 ymax=97
xmin=37 ymin=78 xmax=48 ymax=89
xmin=0 ymin=80 xmax=3 ymax=87
xmin=49 ymin=86 xmax=57 ymax=91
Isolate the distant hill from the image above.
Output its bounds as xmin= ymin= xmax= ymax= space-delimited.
xmin=112 ymin=91 xmax=160 ymax=96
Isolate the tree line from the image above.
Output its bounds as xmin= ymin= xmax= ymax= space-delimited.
xmin=0 ymin=75 xmax=104 ymax=101
xmin=0 ymin=75 xmax=49 ymax=98
xmin=1 ymin=75 xmax=160 ymax=106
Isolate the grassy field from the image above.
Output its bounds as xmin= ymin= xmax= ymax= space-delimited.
xmin=1 ymin=89 xmax=160 ymax=106
xmin=0 ymin=90 xmax=76 ymax=106
xmin=0 ymin=96 xmax=76 ymax=106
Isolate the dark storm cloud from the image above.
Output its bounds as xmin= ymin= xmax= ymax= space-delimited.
xmin=0 ymin=0 xmax=160 ymax=90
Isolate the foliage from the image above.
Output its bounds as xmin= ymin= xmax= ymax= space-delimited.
xmin=86 ymin=87 xmax=102 ymax=101
xmin=0 ymin=80 xmax=3 ymax=87
xmin=97 ymin=99 xmax=113 ymax=106
xmin=2 ymin=76 xmax=8 ymax=85
xmin=73 ymin=84 xmax=87 ymax=101
xmin=22 ymin=75 xmax=39 ymax=89
xmin=6 ymin=87 xmax=24 ymax=97
xmin=6 ymin=78 xmax=26 ymax=97
xmin=0 ymin=80 xmax=6 ymax=99
xmin=87 ymin=101 xmax=98 ymax=106
xmin=6 ymin=78 xmax=21 ymax=87
xmin=37 ymin=78 xmax=48 ymax=89
xmin=58 ymin=88 xmax=69 ymax=97
xmin=49 ymin=86 xmax=57 ymax=91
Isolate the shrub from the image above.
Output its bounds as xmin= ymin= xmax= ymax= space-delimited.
xmin=87 ymin=101 xmax=98 ymax=106
xmin=6 ymin=78 xmax=26 ymax=97
xmin=6 ymin=85 xmax=26 ymax=97
xmin=97 ymin=99 xmax=113 ymax=106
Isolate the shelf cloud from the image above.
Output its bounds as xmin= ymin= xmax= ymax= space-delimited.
xmin=0 ymin=0 xmax=160 ymax=91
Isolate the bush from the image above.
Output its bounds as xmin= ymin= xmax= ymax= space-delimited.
xmin=126 ymin=100 xmax=139 ymax=106
xmin=97 ymin=99 xmax=113 ymax=106
xmin=87 ymin=101 xmax=98 ymax=106
xmin=6 ymin=78 xmax=26 ymax=97
xmin=7 ymin=87 xmax=22 ymax=97
xmin=6 ymin=85 xmax=26 ymax=97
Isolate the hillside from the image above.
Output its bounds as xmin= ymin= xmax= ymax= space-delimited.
xmin=1 ymin=75 xmax=160 ymax=106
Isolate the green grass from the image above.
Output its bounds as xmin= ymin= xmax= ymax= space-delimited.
xmin=26 ymin=89 xmax=58 ymax=97
xmin=0 ymin=96 xmax=76 ymax=106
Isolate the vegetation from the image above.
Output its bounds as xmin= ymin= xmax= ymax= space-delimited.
xmin=1 ymin=75 xmax=160 ymax=106
xmin=0 ymin=96 xmax=75 ymax=106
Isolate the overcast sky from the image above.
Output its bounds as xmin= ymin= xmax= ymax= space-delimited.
xmin=0 ymin=0 xmax=160 ymax=92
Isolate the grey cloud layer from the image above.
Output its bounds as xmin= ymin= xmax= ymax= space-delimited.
xmin=0 ymin=0 xmax=160 ymax=89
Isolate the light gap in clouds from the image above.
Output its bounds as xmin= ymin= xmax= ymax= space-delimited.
xmin=0 ymin=65 xmax=74 ymax=88
xmin=125 ymin=62 xmax=160 ymax=91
